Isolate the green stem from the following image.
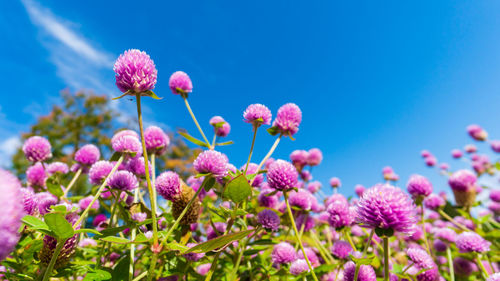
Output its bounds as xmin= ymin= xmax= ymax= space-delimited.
xmin=131 ymin=271 xmax=148 ymax=281
xmin=244 ymin=125 xmax=258 ymax=174
xmin=182 ymin=96 xmax=210 ymax=146
xmin=284 ymin=192 xmax=319 ymax=281
xmin=383 ymin=237 xmax=390 ymax=281
xmin=41 ymin=238 xmax=67 ymax=281
xmin=476 ymin=253 xmax=489 ymax=279
xmin=343 ymin=228 xmax=356 ymax=251
xmin=74 ymin=155 xmax=124 ymax=227
xmin=204 ymin=254 xmax=220 ymax=281
xmin=255 ymin=135 xmax=281 ymax=173
xmin=420 ymin=205 xmax=431 ymax=255
xmin=129 ymin=187 xmax=140 ymax=280
xmin=100 ymin=192 xmax=119 ymax=267
xmin=438 ymin=209 xmax=469 ymax=231
xmin=228 ymin=229 xmax=261 ymax=281
xmin=353 ymin=229 xmax=374 ymax=281
xmin=446 ymin=247 xmax=455 ymax=281
xmin=294 ymin=222 xmax=306 ymax=251
xmin=63 ymin=167 xmax=82 ymax=199
xmin=151 ymin=154 xmax=158 ymax=213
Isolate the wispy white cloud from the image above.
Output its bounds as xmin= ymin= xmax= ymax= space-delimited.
xmin=0 ymin=136 xmax=21 ymax=168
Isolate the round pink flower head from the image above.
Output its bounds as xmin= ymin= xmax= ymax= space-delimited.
xmin=78 ymin=196 xmax=99 ymax=212
xmin=490 ymin=140 xmax=500 ymax=153
xmin=196 ymin=263 xmax=211 ymax=276
xmin=451 ymin=149 xmax=463 ymax=159
xmin=206 ymin=222 xmax=227 ymax=240
xmin=272 ymin=103 xmax=302 ymax=137
xmin=343 ymin=261 xmax=376 ymax=281
xmin=490 ymin=189 xmax=500 ymax=202
xmin=355 ymin=184 xmax=366 ymax=197
xmin=456 ymin=232 xmax=491 ymax=253
xmin=111 ymin=132 xmax=142 ymax=157
xmin=126 ymin=157 xmax=152 ymax=178
xmin=290 ymin=259 xmax=309 ymax=275
xmin=209 ymin=116 xmax=231 ymax=137
xmin=327 ymin=200 xmax=354 ymax=229
xmin=487 ymin=273 xmax=500 ymax=281
xmin=421 ymin=150 xmax=431 ymax=158
xmin=330 ymin=177 xmax=341 ymax=188
xmin=406 ymin=247 xmax=439 ymax=281
xmin=423 ymin=193 xmax=445 ymax=210
xmin=290 ymin=150 xmax=309 ymax=169
xmin=114 ymin=49 xmax=157 ymax=94
xmin=464 ymin=144 xmax=477 ymax=153
xmin=406 ymin=174 xmax=433 ymax=198
xmin=467 ymin=124 xmax=488 ymax=141
xmin=289 ymin=189 xmax=313 ymax=211
xmin=307 ymin=148 xmax=323 ymax=166
xmin=297 ymin=247 xmax=320 ymax=267
xmin=240 ymin=163 xmax=263 ymax=187
xmin=448 ymin=170 xmax=476 ymax=192
xmin=425 ymin=156 xmax=437 ymax=167
xmin=331 ymin=240 xmax=352 ymax=259
xmin=26 ymin=162 xmax=47 ymax=188
xmin=271 ymin=242 xmax=297 ymax=264
xmin=74 ymin=144 xmax=100 ymax=166
xmin=183 ymin=242 xmax=205 ymax=261
xmin=435 ymin=228 xmax=457 ymax=243
xmin=88 ymin=160 xmax=114 ymax=185
xmin=267 ymin=159 xmax=298 ymax=191
xmin=107 ymin=170 xmax=138 ymax=191
xmin=258 ymin=189 xmax=279 ymax=208
xmin=21 ymin=188 xmax=38 ymax=215
xmin=144 ymin=126 xmax=170 ymax=155
xmin=36 ymin=192 xmax=58 ymax=215
xmin=46 ymin=162 xmax=69 ymax=175
xmin=243 ymin=103 xmax=272 ymax=126
xmin=307 ymin=181 xmax=322 ymax=194
xmin=453 ymin=257 xmax=476 ymax=276
xmin=156 ymin=171 xmax=181 ymax=201
xmin=169 ymin=71 xmax=193 ymax=95
xmin=23 ymin=136 xmax=52 ymax=162
xmin=356 ymin=184 xmax=417 ymax=235
xmin=193 ymin=150 xmax=228 ymax=177
xmin=0 ymin=169 xmax=23 ymax=261
xmin=257 ymin=209 xmax=280 ymax=231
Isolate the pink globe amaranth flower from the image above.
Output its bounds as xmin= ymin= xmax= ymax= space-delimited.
xmin=78 ymin=196 xmax=99 ymax=212
xmin=406 ymin=247 xmax=439 ymax=281
xmin=448 ymin=170 xmax=476 ymax=192
xmin=488 ymin=202 xmax=500 ymax=213
xmin=356 ymin=184 xmax=417 ymax=235
xmin=435 ymin=228 xmax=456 ymax=243
xmin=467 ymin=124 xmax=488 ymax=141
xmin=423 ymin=194 xmax=445 ymax=210
xmin=156 ymin=171 xmax=181 ymax=201
xmin=111 ymin=134 xmax=142 ymax=156
xmin=421 ymin=150 xmax=431 ymax=158
xmin=107 ymin=170 xmax=138 ymax=191
xmin=297 ymin=247 xmax=320 ymax=267
xmin=193 ymin=150 xmax=228 ymax=177
xmin=290 ymin=150 xmax=309 ymax=168
xmin=288 ymin=189 xmax=313 ymax=211
xmin=487 ymin=273 xmax=500 ymax=281
xmin=325 ymin=193 xmax=348 ymax=207
xmin=169 ymin=71 xmax=193 ymax=95
xmin=209 ymin=116 xmax=231 ymax=137
xmin=40 ymin=212 xmax=80 ymax=268
xmin=490 ymin=189 xmax=500 ymax=202
xmin=196 ymin=263 xmax=211 ymax=276
xmin=453 ymin=257 xmax=476 ymax=276
xmin=0 ymin=169 xmax=23 ymax=261
xmin=36 ymin=192 xmax=58 ymax=215
xmin=88 ymin=160 xmax=114 ymax=185
xmin=243 ymin=103 xmax=272 ymax=126
xmin=21 ymin=188 xmax=38 ymax=215
xmin=272 ymin=103 xmax=302 ymax=137
xmin=144 ymin=126 xmax=170 ymax=155
xmin=425 ymin=156 xmax=437 ymax=167
xmin=307 ymin=181 xmax=322 ymax=194
xmin=131 ymin=212 xmax=147 ymax=222
xmin=296 ymin=214 xmax=315 ymax=231
xmin=451 ymin=149 xmax=463 ymax=158
xmin=267 ymin=160 xmax=298 ymax=191
xmin=406 ymin=174 xmax=433 ymax=198
xmin=257 ymin=209 xmax=280 ymax=231
xmin=126 ymin=157 xmax=152 ymax=178
xmin=329 ymin=177 xmax=342 ymax=188
xmin=290 ymin=259 xmax=309 ymax=275
xmin=79 ymin=238 xmax=97 ymax=248
xmin=456 ymin=232 xmax=491 ymax=253
xmin=114 ymin=49 xmax=157 ymax=94
xmin=22 ymin=136 xmax=52 ymax=162
xmin=355 ymin=184 xmax=366 ymax=197
xmin=74 ymin=144 xmax=100 ymax=166
xmin=93 ymin=214 xmax=108 ymax=227
xmin=490 ymin=140 xmax=500 ymax=153
xmin=258 ymin=189 xmax=279 ymax=208
xmin=46 ymin=162 xmax=69 ymax=175
xmin=343 ymin=261 xmax=376 ymax=281
xmin=307 ymin=148 xmax=323 ymax=166
xmin=439 ymin=163 xmax=449 ymax=170
xmin=26 ymin=162 xmax=47 ymax=188
xmin=327 ymin=200 xmax=354 ymax=229
xmin=207 ymin=222 xmax=227 ymax=240
xmin=330 ymin=240 xmax=352 ymax=259
xmin=183 ymin=242 xmax=205 ymax=261
xmin=464 ymin=144 xmax=477 ymax=153
xmin=272 ymin=242 xmax=297 ymax=264
xmin=240 ymin=163 xmax=263 ymax=187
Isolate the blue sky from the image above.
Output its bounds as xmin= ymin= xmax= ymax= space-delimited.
xmin=2 ymin=0 xmax=500 ymax=197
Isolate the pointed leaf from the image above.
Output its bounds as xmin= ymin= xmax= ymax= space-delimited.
xmin=46 ymin=177 xmax=63 ymax=197
xmin=100 ymin=236 xmax=130 ymax=244
xmin=178 ymin=131 xmax=210 ymax=148
xmin=182 ymin=229 xmax=254 ymax=254
xmin=146 ymin=90 xmax=163 ymax=100
xmin=44 ymin=213 xmax=74 ymax=239
xmin=215 ymin=141 xmax=234 ymax=146
xmin=223 ymin=174 xmax=252 ymax=203
xmin=74 ymin=228 xmax=102 ymax=236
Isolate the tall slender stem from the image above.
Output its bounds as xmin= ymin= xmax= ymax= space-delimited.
xmin=476 ymin=254 xmax=489 ymax=279
xmin=383 ymin=237 xmax=390 ymax=281
xmin=41 ymin=238 xmax=67 ymax=281
xmin=129 ymin=187 xmax=140 ymax=280
xmin=251 ymin=135 xmax=282 ymax=186
xmin=182 ymin=96 xmax=210 ymax=146
xmin=244 ymin=126 xmax=258 ymax=174
xmin=63 ymin=167 xmax=82 ymax=198
xmin=74 ymin=156 xmax=124 ymax=227
xmin=438 ymin=209 xmax=469 ymax=231
xmin=228 ymin=229 xmax=261 ymax=281
xmin=446 ymin=247 xmax=455 ymax=281
xmin=284 ymin=192 xmax=319 ymax=281
xmin=354 ymin=229 xmax=374 ymax=281
xmin=343 ymin=228 xmax=356 ymax=251
xmin=151 ymin=153 xmax=158 ymax=213
xmin=421 ymin=205 xmax=431 ymax=255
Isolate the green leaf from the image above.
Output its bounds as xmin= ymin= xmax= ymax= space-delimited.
xmin=98 ymin=225 xmax=130 ymax=237
xmin=223 ymin=174 xmax=252 ymax=203
xmin=164 ymin=242 xmax=190 ymax=252
xmin=111 ymin=91 xmax=130 ymax=100
xmin=215 ymin=141 xmax=234 ymax=146
xmin=109 ymin=151 xmax=121 ymax=162
xmin=178 ymin=131 xmax=210 ymax=148
xmin=495 ymin=162 xmax=500 ymax=171
xmin=351 ymin=254 xmax=375 ymax=265
xmin=203 ymin=176 xmax=216 ymax=192
xmin=74 ymin=228 xmax=102 ymax=236
xmin=22 ymin=215 xmax=50 ymax=232
xmin=112 ymin=256 xmax=130 ymax=281
xmin=145 ymin=90 xmax=163 ymax=100
xmin=83 ymin=269 xmax=112 ymax=281
xmin=182 ymin=229 xmax=254 ymax=254
xmin=46 ymin=177 xmax=63 ymax=197
xmin=100 ymin=236 xmax=130 ymax=244
xmin=44 ymin=213 xmax=74 ymax=239
xmin=132 ymin=233 xmax=150 ymax=243
xmin=313 ymin=264 xmax=337 ymax=274
xmin=267 ymin=126 xmax=280 ymax=136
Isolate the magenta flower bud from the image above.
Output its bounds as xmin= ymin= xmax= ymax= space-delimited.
xmin=290 ymin=150 xmax=309 ymax=168
xmin=456 ymin=232 xmax=491 ymax=253
xmin=421 ymin=150 xmax=431 ymax=158
xmin=74 ymin=144 xmax=100 ymax=166
xmin=440 ymin=163 xmax=449 ymax=170
xmin=490 ymin=189 xmax=500 ymax=202
xmin=451 ymin=149 xmax=463 ymax=158
xmin=272 ymin=103 xmax=302 ymax=137
xmin=0 ymin=169 xmax=23 ymax=261
xmin=114 ymin=49 xmax=157 ymax=94
xmin=194 ymin=150 xmax=228 ymax=177
xmin=209 ymin=116 xmax=231 ymax=137
xmin=406 ymin=174 xmax=433 ymax=198
xmin=93 ymin=214 xmax=107 ymax=227
xmin=243 ymin=103 xmax=272 ymax=126
xmin=26 ymin=163 xmax=47 ymax=188
xmin=296 ymin=214 xmax=315 ymax=231
xmin=78 ymin=196 xmax=99 ymax=212
xmin=183 ymin=243 xmax=205 ymax=261
xmin=423 ymin=194 xmax=445 ymax=210
xmin=107 ymin=170 xmax=138 ymax=191
xmin=307 ymin=148 xmax=323 ymax=166
xmin=464 ymin=144 xmax=477 ymax=153
xmin=88 ymin=161 xmax=114 ymax=185
xmin=144 ymin=126 xmax=170 ymax=155
xmin=36 ymin=192 xmax=58 ymax=215
xmin=22 ymin=136 xmax=52 ymax=162
xmin=329 ymin=177 xmax=341 ymax=188
xmin=330 ymin=240 xmax=352 ymax=259
xmin=307 ymin=181 xmax=322 ymax=194
xmin=290 ymin=259 xmax=309 ymax=275
xmin=46 ymin=162 xmax=69 ymax=175
xmin=79 ymin=238 xmax=97 ymax=248
xmin=169 ymin=71 xmax=193 ymax=95
xmin=343 ymin=261 xmax=376 ymax=281
xmin=131 ymin=212 xmax=147 ymax=223
xmin=111 ymin=133 xmax=142 ymax=157
xmin=258 ymin=189 xmax=279 ymax=208
xmin=196 ymin=264 xmax=211 ymax=276
xmin=257 ymin=209 xmax=280 ymax=231
xmin=356 ymin=184 xmax=417 ymax=235
xmin=21 ymin=188 xmax=38 ymax=215
xmin=355 ymin=184 xmax=366 ymax=197
xmin=267 ymin=160 xmax=298 ymax=191
xmin=467 ymin=124 xmax=488 ymax=141
xmin=156 ymin=171 xmax=181 ymax=201
xmin=126 ymin=157 xmax=152 ymax=178
xmin=271 ymin=242 xmax=296 ymax=264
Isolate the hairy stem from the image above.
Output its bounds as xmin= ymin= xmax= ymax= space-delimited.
xmin=63 ymin=167 xmax=82 ymax=199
